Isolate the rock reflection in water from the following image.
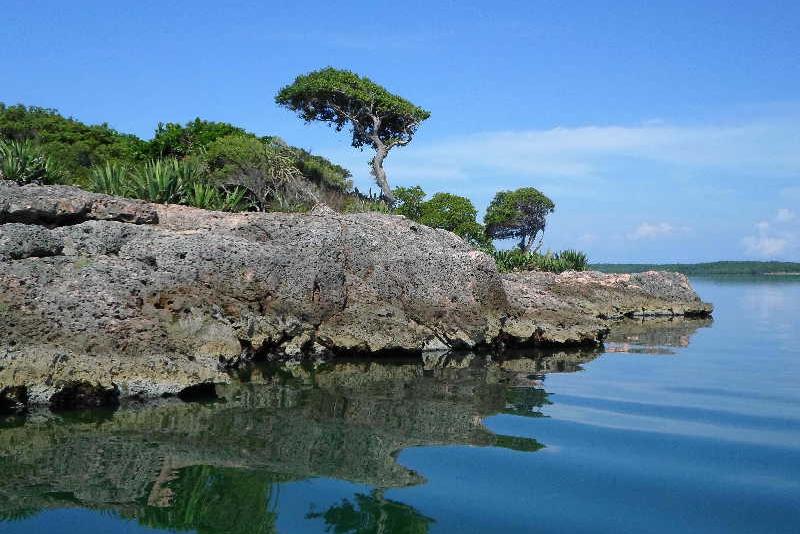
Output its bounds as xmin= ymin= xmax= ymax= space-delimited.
xmin=0 ymin=351 xmax=590 ymax=532
xmin=0 ymin=318 xmax=709 ymax=533
xmin=604 ymin=317 xmax=713 ymax=354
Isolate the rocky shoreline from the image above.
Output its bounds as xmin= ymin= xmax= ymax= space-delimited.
xmin=0 ymin=182 xmax=711 ymax=410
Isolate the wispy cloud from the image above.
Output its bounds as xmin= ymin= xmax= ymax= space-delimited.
xmin=318 ymin=109 xmax=800 ymax=261
xmin=627 ymin=222 xmax=689 ymax=240
xmin=742 ymin=210 xmax=799 ymax=258
xmin=366 ymin=115 xmax=800 ymax=187
xmin=743 ymin=233 xmax=788 ymax=256
xmin=776 ymin=208 xmax=796 ymax=223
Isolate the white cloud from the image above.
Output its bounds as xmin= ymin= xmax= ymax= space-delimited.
xmin=776 ymin=208 xmax=796 ymax=223
xmin=628 ymin=222 xmax=675 ymax=240
xmin=742 ymin=217 xmax=795 ymax=257
xmin=743 ymin=235 xmax=788 ymax=256
xmin=340 ymin=115 xmax=800 ymax=187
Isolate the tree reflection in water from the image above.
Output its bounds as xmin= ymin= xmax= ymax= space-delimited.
xmin=308 ymin=490 xmax=433 ymax=534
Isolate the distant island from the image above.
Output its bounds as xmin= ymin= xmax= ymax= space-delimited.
xmin=592 ymin=261 xmax=800 ymax=276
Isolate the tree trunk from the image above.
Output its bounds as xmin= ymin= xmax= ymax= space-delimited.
xmin=520 ymin=234 xmax=531 ymax=252
xmin=370 ymin=145 xmax=394 ymax=203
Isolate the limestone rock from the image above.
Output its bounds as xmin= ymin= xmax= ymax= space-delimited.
xmin=0 ymin=183 xmax=712 ymax=408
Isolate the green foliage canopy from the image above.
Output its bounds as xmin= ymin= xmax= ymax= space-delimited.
xmin=135 ymin=466 xmax=279 ymax=534
xmin=419 ymin=192 xmax=491 ymax=249
xmin=149 ymin=118 xmax=249 ymax=159
xmin=275 ymin=68 xmax=430 ymax=149
xmin=292 ymin=147 xmax=353 ymax=192
xmin=307 ymin=492 xmax=433 ymax=534
xmin=484 ymin=187 xmax=555 ymax=252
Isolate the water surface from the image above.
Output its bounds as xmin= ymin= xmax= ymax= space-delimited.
xmin=1 ymin=277 xmax=798 ymax=533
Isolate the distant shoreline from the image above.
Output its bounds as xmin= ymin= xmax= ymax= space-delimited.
xmin=592 ymin=261 xmax=800 ymax=276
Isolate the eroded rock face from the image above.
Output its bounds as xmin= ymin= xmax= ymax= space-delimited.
xmin=0 ymin=182 xmax=712 ymax=406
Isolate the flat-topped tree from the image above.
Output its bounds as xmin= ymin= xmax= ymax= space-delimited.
xmin=275 ymin=68 xmax=430 ymax=203
xmin=484 ymin=187 xmax=555 ymax=252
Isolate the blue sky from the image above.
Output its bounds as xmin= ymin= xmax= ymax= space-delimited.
xmin=3 ymin=0 xmax=799 ymax=262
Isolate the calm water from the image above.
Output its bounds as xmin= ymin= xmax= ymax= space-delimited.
xmin=1 ymin=277 xmax=799 ymax=533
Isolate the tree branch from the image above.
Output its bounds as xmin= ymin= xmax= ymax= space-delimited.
xmin=385 ymin=120 xmax=419 ymax=149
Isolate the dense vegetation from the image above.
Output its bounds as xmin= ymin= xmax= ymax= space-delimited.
xmin=592 ymin=261 xmax=800 ymax=275
xmin=0 ymin=103 xmax=145 ymax=183
xmin=0 ymin=100 xmax=587 ymax=273
xmin=0 ymin=104 xmax=354 ymax=211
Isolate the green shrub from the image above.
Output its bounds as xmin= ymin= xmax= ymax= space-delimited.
xmin=184 ymin=181 xmax=221 ymax=210
xmin=341 ymin=196 xmax=391 ymax=213
xmin=492 ymin=249 xmax=589 ymax=273
xmin=218 ymin=187 xmax=248 ymax=212
xmin=558 ymin=249 xmax=588 ymax=271
xmin=171 ymin=156 xmax=205 ymax=188
xmin=0 ymin=139 xmax=61 ymax=184
xmin=183 ymin=182 xmax=249 ymax=212
xmin=292 ymin=148 xmax=353 ymax=192
xmin=205 ymin=134 xmax=317 ymax=211
xmin=390 ymin=186 xmax=493 ymax=250
xmin=89 ymin=161 xmax=129 ymax=196
xmin=392 ymin=185 xmax=426 ymax=220
xmin=149 ymin=118 xmax=248 ymax=159
xmin=130 ymin=159 xmax=184 ymax=204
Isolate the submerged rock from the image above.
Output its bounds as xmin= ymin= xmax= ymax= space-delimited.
xmin=0 ymin=182 xmax=712 ymax=406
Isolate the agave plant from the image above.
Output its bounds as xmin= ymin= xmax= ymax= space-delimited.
xmin=0 ymin=139 xmax=56 ymax=184
xmin=219 ymin=186 xmax=248 ymax=212
xmin=491 ymin=248 xmax=588 ymax=274
xmin=130 ymin=159 xmax=184 ymax=204
xmin=89 ymin=161 xmax=129 ymax=196
xmin=557 ymin=249 xmax=588 ymax=271
xmin=184 ymin=181 xmax=222 ymax=209
xmin=171 ymin=156 xmax=205 ymax=187
xmin=182 ymin=182 xmax=249 ymax=212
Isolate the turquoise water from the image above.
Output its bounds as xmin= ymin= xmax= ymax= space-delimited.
xmin=1 ymin=277 xmax=799 ymax=533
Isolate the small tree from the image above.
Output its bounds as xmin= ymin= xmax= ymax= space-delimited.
xmin=392 ymin=187 xmax=493 ymax=250
xmin=275 ymin=68 xmax=430 ymax=203
xmin=392 ymin=185 xmax=426 ymax=220
xmin=484 ymin=187 xmax=555 ymax=252
xmin=420 ymin=192 xmax=491 ymax=249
